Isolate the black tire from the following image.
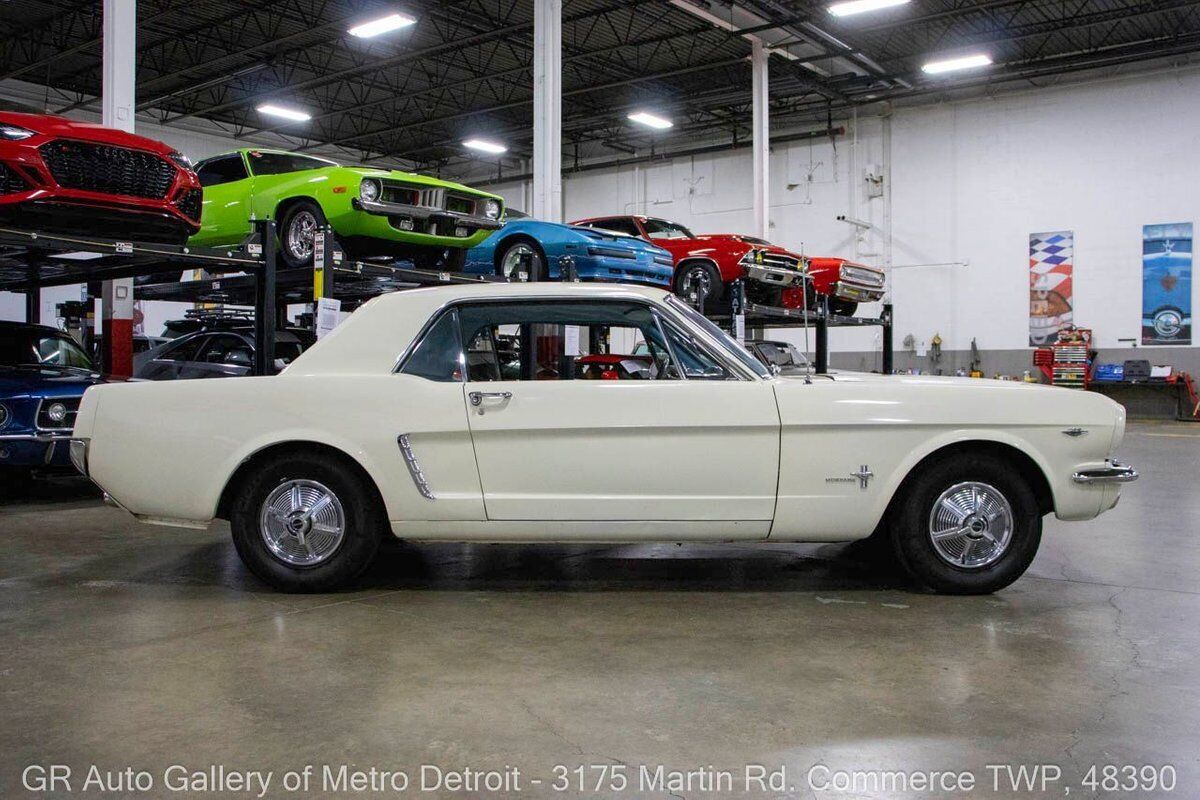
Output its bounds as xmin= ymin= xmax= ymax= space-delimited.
xmin=278 ymin=200 xmax=327 ymax=269
xmin=888 ymin=452 xmax=1042 ymax=595
xmin=830 ymin=298 xmax=859 ymax=317
xmin=229 ymin=451 xmax=386 ymax=592
xmin=495 ymin=237 xmax=547 ymax=281
xmin=674 ymin=260 xmax=723 ymax=304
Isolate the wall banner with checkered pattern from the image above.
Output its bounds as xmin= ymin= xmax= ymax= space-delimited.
xmin=1029 ymin=231 xmax=1074 ymax=346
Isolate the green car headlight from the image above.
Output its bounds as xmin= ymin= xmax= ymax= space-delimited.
xmin=484 ymin=199 xmax=501 ymax=219
xmin=360 ymin=179 xmax=381 ymax=203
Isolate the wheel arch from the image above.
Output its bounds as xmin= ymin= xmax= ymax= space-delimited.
xmin=493 ymin=233 xmax=548 ymax=276
xmin=674 ymin=255 xmax=722 ymax=279
xmin=883 ymin=438 xmax=1055 ymax=523
xmin=274 ymin=195 xmax=322 ymax=224
xmin=216 ymin=439 xmax=386 ymax=521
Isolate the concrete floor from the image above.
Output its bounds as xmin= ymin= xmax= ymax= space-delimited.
xmin=1 ymin=421 xmax=1198 ymax=799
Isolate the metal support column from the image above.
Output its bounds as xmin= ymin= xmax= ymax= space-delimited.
xmin=100 ymin=0 xmax=137 ymax=377
xmin=532 ymin=0 xmax=562 ymax=222
xmin=751 ymin=39 xmax=770 ymax=242
xmin=815 ymin=297 xmax=829 ymax=374
xmin=253 ymin=220 xmax=277 ymax=377
xmin=25 ymin=262 xmax=39 ymax=324
xmin=881 ymin=302 xmax=894 ymax=374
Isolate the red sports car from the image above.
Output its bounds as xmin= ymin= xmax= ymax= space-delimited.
xmin=783 ymin=256 xmax=886 ymax=316
xmin=570 ymin=215 xmax=807 ymax=306
xmin=0 ymin=111 xmax=201 ymax=244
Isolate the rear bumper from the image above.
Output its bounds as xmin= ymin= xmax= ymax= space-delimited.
xmin=568 ymin=253 xmax=673 ymax=286
xmin=1072 ymin=460 xmax=1138 ymax=484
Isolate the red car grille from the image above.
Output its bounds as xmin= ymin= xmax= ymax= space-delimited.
xmin=0 ymin=162 xmax=28 ymax=194
xmin=176 ymin=188 xmax=202 ymax=222
xmin=39 ymin=140 xmax=175 ymax=199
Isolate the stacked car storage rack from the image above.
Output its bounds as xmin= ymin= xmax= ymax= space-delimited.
xmin=0 ymin=222 xmax=501 ymax=376
xmin=700 ymin=280 xmax=894 ymax=374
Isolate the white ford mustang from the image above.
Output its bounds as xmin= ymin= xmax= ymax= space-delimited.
xmin=70 ymin=284 xmax=1135 ymax=594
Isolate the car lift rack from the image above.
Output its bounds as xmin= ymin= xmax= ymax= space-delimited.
xmin=0 ymin=222 xmax=500 ymax=377
xmin=699 ymin=280 xmax=894 ymax=374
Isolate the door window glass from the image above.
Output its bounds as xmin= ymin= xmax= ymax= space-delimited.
xmin=658 ymin=317 xmax=731 ymax=380
xmin=401 ymin=309 xmax=465 ymax=382
xmin=197 ymin=334 xmax=253 ymax=366
xmin=455 ymin=300 xmax=676 ymax=382
xmin=247 ymin=151 xmax=336 ymax=176
xmin=160 ymin=335 xmax=207 ymax=362
xmin=196 ymin=155 xmax=249 ymax=187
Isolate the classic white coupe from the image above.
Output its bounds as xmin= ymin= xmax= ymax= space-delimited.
xmin=70 ymin=284 xmax=1136 ymax=594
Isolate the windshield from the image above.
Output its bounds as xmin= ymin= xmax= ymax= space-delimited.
xmin=664 ymin=296 xmax=770 ymax=378
xmin=247 ymin=151 xmax=337 ymax=176
xmin=643 ymin=218 xmax=694 ymax=240
xmin=756 ymin=341 xmax=808 ymax=371
xmin=0 ymin=329 xmax=94 ymax=369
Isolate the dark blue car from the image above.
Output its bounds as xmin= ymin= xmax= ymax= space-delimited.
xmin=0 ymin=321 xmax=108 ymax=478
xmin=463 ymin=210 xmax=674 ymax=286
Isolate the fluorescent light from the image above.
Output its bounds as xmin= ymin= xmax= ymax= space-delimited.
xmin=256 ymin=104 xmax=311 ymax=122
xmin=627 ymin=111 xmax=673 ymax=130
xmin=828 ymin=0 xmax=908 ymax=17
xmin=922 ymin=54 xmax=993 ymax=74
xmin=463 ymin=138 xmax=506 ymax=154
xmin=348 ymin=12 xmax=417 ymax=38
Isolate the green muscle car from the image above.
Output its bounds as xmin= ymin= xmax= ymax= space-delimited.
xmin=190 ymin=149 xmax=504 ymax=268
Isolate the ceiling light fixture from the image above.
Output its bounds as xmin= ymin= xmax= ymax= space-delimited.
xmin=828 ymin=0 xmax=909 ymax=17
xmin=921 ymin=53 xmax=993 ymax=74
xmin=348 ymin=12 xmax=417 ymax=38
xmin=463 ymin=138 xmax=507 ymax=154
xmin=627 ymin=111 xmax=673 ymax=130
xmin=256 ymin=104 xmax=311 ymax=122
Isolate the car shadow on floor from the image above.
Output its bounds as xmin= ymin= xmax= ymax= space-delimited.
xmin=348 ymin=537 xmax=915 ymax=594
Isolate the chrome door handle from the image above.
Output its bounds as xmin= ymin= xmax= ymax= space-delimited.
xmin=469 ymin=391 xmax=512 ymax=406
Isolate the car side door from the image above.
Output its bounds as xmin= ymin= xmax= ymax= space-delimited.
xmin=454 ymin=298 xmax=780 ymax=536
xmin=192 ymin=154 xmax=253 ymax=247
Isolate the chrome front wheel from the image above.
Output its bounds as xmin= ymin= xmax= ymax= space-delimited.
xmin=259 ymin=479 xmax=346 ymax=567
xmin=284 ymin=210 xmax=319 ymax=263
xmin=927 ymin=481 xmax=1014 ymax=569
xmin=498 ymin=241 xmax=541 ymax=280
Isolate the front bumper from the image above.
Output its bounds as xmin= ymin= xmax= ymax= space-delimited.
xmin=832 ymin=280 xmax=885 ymax=303
xmin=744 ymin=263 xmax=807 ymax=289
xmin=1072 ymin=460 xmax=1139 ymax=484
xmin=0 ymin=431 xmax=73 ymax=467
xmin=353 ymin=197 xmax=502 ymax=231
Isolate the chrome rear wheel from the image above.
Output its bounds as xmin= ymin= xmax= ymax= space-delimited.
xmin=259 ymin=479 xmax=346 ymax=567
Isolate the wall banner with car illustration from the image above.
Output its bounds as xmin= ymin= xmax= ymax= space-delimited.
xmin=1142 ymin=222 xmax=1192 ymax=345
xmin=1029 ymin=230 xmax=1074 ymax=346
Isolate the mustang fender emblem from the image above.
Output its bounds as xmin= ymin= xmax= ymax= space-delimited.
xmin=826 ymin=465 xmax=874 ymax=491
xmin=1062 ymin=427 xmax=1089 ymax=437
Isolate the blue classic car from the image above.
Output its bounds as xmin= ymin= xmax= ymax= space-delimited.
xmin=0 ymin=321 xmax=108 ymax=478
xmin=462 ymin=210 xmax=674 ymax=286
xmin=1142 ymin=230 xmax=1192 ymax=344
